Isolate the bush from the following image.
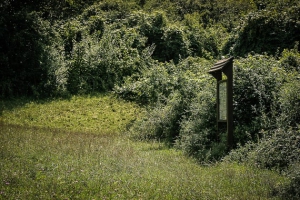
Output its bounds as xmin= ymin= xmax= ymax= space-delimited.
xmin=223 ymin=5 xmax=300 ymax=56
xmin=224 ymin=128 xmax=300 ymax=199
xmin=175 ymin=87 xmax=221 ymax=161
xmin=121 ymin=57 xmax=229 ymax=160
xmin=232 ymin=54 xmax=286 ymax=144
xmin=225 ymin=127 xmax=300 ymax=171
xmin=115 ymin=61 xmax=178 ymax=104
xmin=183 ymin=14 xmax=228 ymax=59
xmin=161 ymin=25 xmax=190 ymax=63
xmin=277 ymin=74 xmax=300 ymax=128
xmin=255 ymin=128 xmax=300 ymax=170
xmin=128 ymin=91 xmax=184 ymax=142
xmin=279 ymin=163 xmax=300 ymax=199
xmin=56 ymin=15 xmax=147 ymax=94
xmin=0 ymin=11 xmax=56 ymax=98
xmin=280 ymin=43 xmax=300 ymax=72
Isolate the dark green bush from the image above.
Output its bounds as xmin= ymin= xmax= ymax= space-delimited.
xmin=183 ymin=14 xmax=226 ymax=59
xmin=65 ymin=25 xmax=144 ymax=94
xmin=224 ymin=128 xmax=300 ymax=199
xmin=277 ymin=74 xmax=300 ymax=128
xmin=161 ymin=25 xmax=190 ymax=63
xmin=175 ymin=84 xmax=221 ymax=161
xmin=232 ymin=54 xmax=286 ymax=144
xmin=115 ymin=60 xmax=179 ymax=104
xmin=225 ymin=128 xmax=300 ymax=171
xmin=0 ymin=10 xmax=56 ymax=98
xmin=223 ymin=4 xmax=300 ymax=56
xmin=255 ymin=128 xmax=300 ymax=170
xmin=279 ymin=43 xmax=300 ymax=72
xmin=279 ymin=163 xmax=300 ymax=199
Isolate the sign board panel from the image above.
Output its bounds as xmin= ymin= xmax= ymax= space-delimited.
xmin=218 ymin=80 xmax=227 ymax=121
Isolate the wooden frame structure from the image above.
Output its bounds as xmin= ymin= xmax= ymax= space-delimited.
xmin=208 ymin=57 xmax=234 ymax=149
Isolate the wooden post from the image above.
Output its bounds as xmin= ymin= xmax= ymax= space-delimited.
xmin=223 ymin=61 xmax=233 ymax=149
xmin=208 ymin=57 xmax=234 ymax=150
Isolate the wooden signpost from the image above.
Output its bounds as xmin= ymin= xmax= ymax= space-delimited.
xmin=208 ymin=57 xmax=234 ymax=150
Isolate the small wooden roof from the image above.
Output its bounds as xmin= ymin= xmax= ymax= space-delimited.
xmin=208 ymin=57 xmax=234 ymax=74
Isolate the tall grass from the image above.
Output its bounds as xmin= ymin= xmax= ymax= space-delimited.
xmin=0 ymin=94 xmax=287 ymax=199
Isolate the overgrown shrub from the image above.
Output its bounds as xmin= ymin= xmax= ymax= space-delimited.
xmin=225 ymin=127 xmax=300 ymax=171
xmin=279 ymin=43 xmax=300 ymax=72
xmin=0 ymin=10 xmax=57 ymax=98
xmin=277 ymin=73 xmax=300 ymax=128
xmin=175 ymin=83 xmax=221 ymax=161
xmin=224 ymin=127 xmax=300 ymax=199
xmin=128 ymin=91 xmax=184 ymax=142
xmin=232 ymin=54 xmax=286 ymax=144
xmin=255 ymin=128 xmax=300 ymax=170
xmin=184 ymin=16 xmax=224 ymax=59
xmin=224 ymin=4 xmax=300 ymax=56
xmin=50 ymin=13 xmax=150 ymax=95
xmin=161 ymin=25 xmax=190 ymax=63
xmin=115 ymin=61 xmax=179 ymax=104
xmin=279 ymin=163 xmax=300 ymax=199
xmin=121 ymin=57 xmax=228 ymax=159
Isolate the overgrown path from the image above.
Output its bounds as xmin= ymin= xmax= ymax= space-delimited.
xmin=0 ymin=94 xmax=286 ymax=199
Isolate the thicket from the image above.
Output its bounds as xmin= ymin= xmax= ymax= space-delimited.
xmin=1 ymin=0 xmax=300 ymax=198
xmin=223 ymin=1 xmax=300 ymax=56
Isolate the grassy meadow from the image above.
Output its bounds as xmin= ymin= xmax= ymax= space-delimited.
xmin=0 ymin=94 xmax=287 ymax=199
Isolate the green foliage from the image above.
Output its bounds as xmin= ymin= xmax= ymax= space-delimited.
xmin=161 ymin=25 xmax=190 ymax=63
xmin=115 ymin=61 xmax=177 ymax=104
xmin=0 ymin=11 xmax=56 ymax=98
xmin=224 ymin=2 xmax=300 ymax=56
xmin=135 ymin=11 xmax=169 ymax=62
xmin=280 ymin=43 xmax=300 ymax=72
xmin=277 ymin=74 xmax=300 ymax=128
xmin=254 ymin=128 xmax=300 ymax=170
xmin=119 ymin=57 xmax=228 ymax=160
xmin=126 ymin=10 xmax=223 ymax=63
xmin=176 ymin=88 xmax=220 ymax=161
xmin=50 ymin=12 xmax=151 ymax=95
xmin=280 ymin=163 xmax=300 ymax=199
xmin=173 ymin=58 xmax=220 ymax=160
xmin=225 ymin=127 xmax=300 ymax=173
xmin=224 ymin=128 xmax=300 ymax=199
xmin=128 ymin=92 xmax=184 ymax=142
xmin=232 ymin=55 xmax=286 ymax=143
xmin=185 ymin=21 xmax=226 ymax=59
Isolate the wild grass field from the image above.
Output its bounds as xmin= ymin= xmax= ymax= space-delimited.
xmin=0 ymin=94 xmax=287 ymax=199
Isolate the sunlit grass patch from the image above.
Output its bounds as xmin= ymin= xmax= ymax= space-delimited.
xmin=0 ymin=93 xmax=288 ymax=199
xmin=0 ymin=124 xmax=287 ymax=199
xmin=0 ymin=93 xmax=143 ymax=135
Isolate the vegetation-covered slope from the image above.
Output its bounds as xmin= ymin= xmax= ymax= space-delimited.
xmin=1 ymin=0 xmax=299 ymax=198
